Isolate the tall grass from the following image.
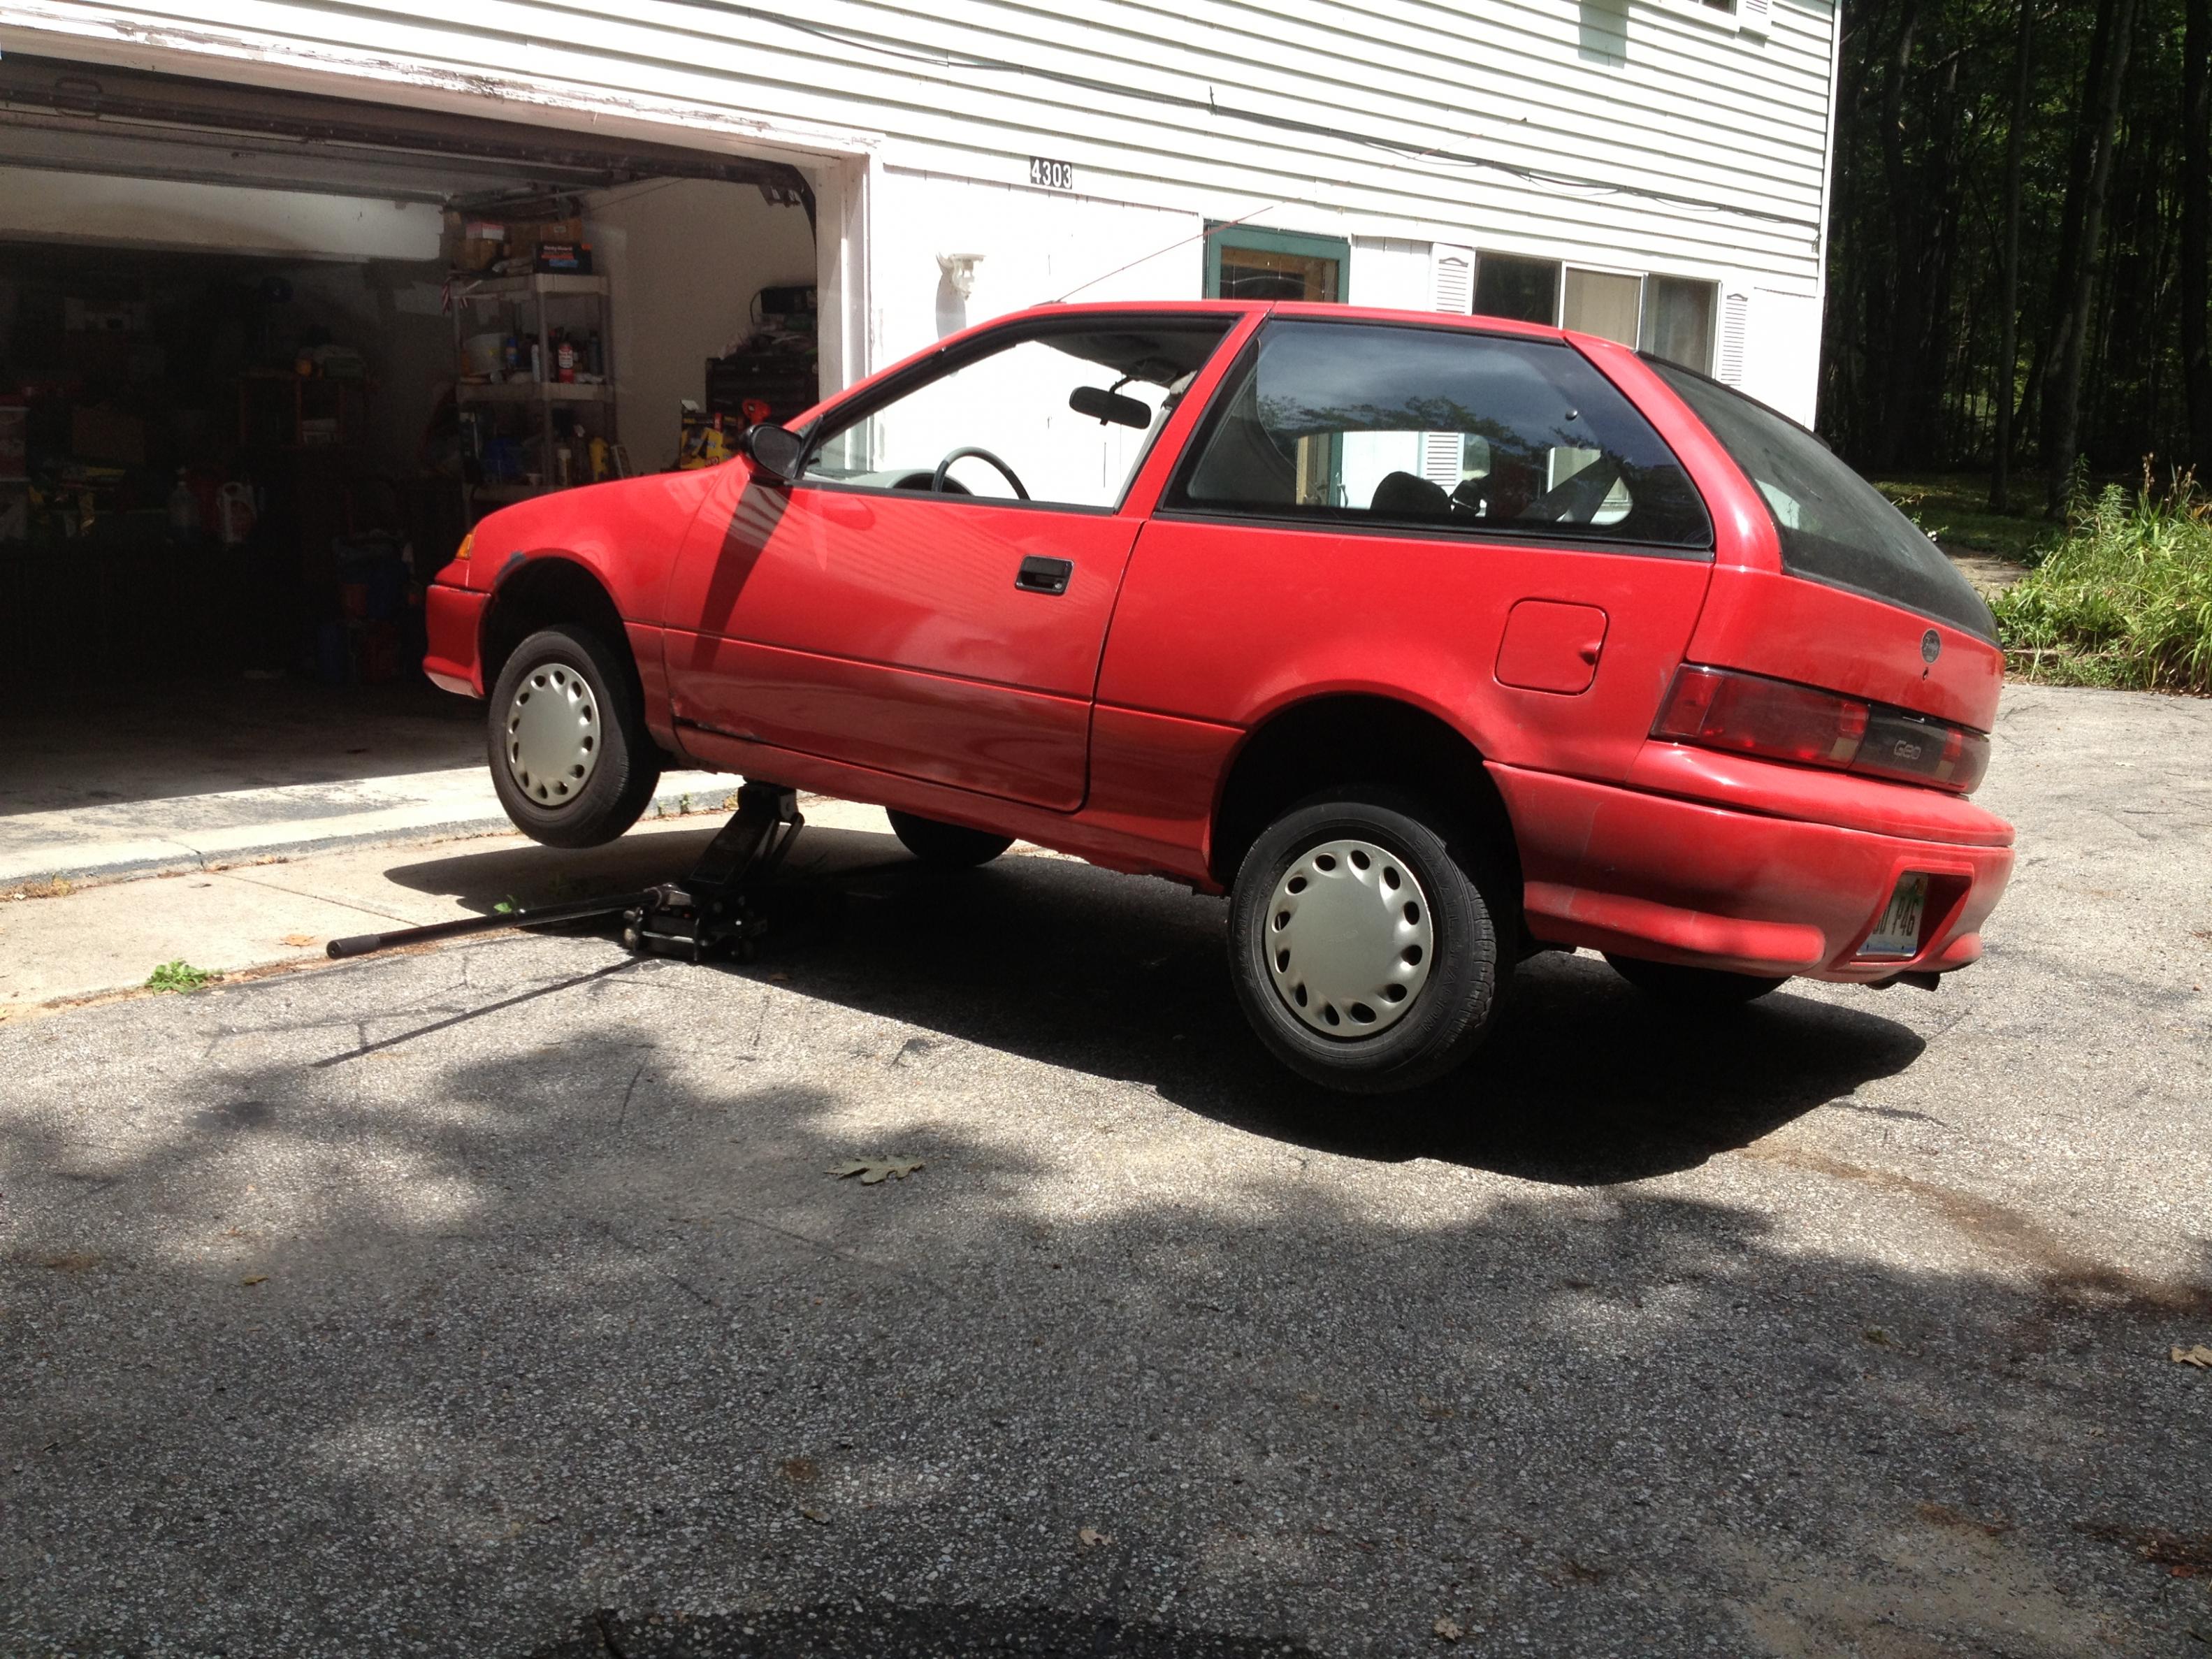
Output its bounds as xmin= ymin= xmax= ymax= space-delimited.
xmin=1991 ymin=468 xmax=2212 ymax=693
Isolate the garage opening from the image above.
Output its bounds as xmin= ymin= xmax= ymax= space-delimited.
xmin=0 ymin=52 xmax=823 ymax=704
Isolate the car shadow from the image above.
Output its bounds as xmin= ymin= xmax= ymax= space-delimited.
xmin=379 ymin=820 xmax=732 ymax=914
xmin=380 ymin=822 xmax=1929 ymax=1186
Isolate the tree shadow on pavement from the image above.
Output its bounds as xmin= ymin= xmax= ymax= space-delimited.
xmin=0 ymin=978 xmax=2205 ymax=1658
xmin=531 ymin=1604 xmax=1325 ymax=1658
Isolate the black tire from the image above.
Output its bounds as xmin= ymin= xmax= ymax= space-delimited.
xmin=885 ymin=809 xmax=1015 ymax=869
xmin=1604 ymin=953 xmax=1788 ymax=1006
xmin=1229 ymin=792 xmax=1504 ymax=1094
xmin=486 ymin=624 xmax=660 ymax=849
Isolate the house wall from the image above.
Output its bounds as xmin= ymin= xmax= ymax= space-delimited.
xmin=3 ymin=0 xmax=1839 ymax=420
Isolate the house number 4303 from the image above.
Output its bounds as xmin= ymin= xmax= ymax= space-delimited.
xmin=1029 ymin=157 xmax=1074 ymax=190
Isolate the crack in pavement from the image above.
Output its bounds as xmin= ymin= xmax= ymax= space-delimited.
xmin=615 ymin=1063 xmax=646 ymax=1134
xmin=211 ymin=867 xmax=426 ymax=929
xmin=310 ymin=960 xmax=640 ymax=1068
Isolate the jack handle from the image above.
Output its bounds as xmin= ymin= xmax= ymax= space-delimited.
xmin=326 ymin=890 xmax=657 ymax=960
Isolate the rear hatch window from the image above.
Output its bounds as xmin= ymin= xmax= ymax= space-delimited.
xmin=1649 ymin=361 xmax=1996 ymax=641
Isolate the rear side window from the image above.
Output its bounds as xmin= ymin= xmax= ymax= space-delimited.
xmin=1167 ymin=321 xmax=1712 ymax=551
xmin=1648 ymin=360 xmax=1997 ymax=639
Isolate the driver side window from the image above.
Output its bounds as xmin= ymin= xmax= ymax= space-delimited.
xmin=804 ymin=320 xmax=1232 ymax=511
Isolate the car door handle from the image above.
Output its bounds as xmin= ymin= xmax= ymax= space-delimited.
xmin=1014 ymin=556 xmax=1074 ymax=595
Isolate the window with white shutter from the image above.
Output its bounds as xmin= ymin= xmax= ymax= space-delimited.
xmin=1716 ymin=291 xmax=1750 ymax=386
xmin=1430 ymin=245 xmax=1474 ymax=315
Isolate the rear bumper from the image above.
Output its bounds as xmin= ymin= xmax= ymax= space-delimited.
xmin=1489 ymin=762 xmax=2014 ymax=983
xmin=424 ymin=582 xmax=486 ymax=697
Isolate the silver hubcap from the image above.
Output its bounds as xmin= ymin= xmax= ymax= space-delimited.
xmin=1264 ymin=838 xmax=1435 ymax=1038
xmin=505 ymin=661 xmax=599 ymax=807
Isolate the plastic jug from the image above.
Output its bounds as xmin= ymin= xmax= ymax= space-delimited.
xmin=215 ymin=482 xmax=256 ymax=546
xmin=166 ymin=471 xmax=201 ymax=546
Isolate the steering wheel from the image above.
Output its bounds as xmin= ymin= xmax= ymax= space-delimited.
xmin=931 ymin=447 xmax=1029 ymax=500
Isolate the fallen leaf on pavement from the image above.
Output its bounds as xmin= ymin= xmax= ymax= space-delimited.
xmin=281 ymin=934 xmax=317 ymax=948
xmin=1078 ymin=1527 xmax=1112 ymax=1548
xmin=829 ymin=1158 xmax=924 ymax=1185
xmin=240 ymin=1275 xmax=267 ymax=1287
xmin=2173 ymin=1345 xmax=2212 ymax=1369
xmin=799 ymin=1506 xmax=830 ymax=1524
xmin=1433 ymin=1617 xmax=1463 ymax=1642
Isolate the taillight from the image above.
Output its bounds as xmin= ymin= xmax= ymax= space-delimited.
xmin=1652 ymin=665 xmax=1989 ymax=794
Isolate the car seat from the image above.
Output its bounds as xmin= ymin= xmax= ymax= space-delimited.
xmin=1369 ymin=470 xmax=1452 ymax=519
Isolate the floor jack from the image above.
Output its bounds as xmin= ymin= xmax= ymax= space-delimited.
xmin=325 ymin=782 xmax=807 ymax=964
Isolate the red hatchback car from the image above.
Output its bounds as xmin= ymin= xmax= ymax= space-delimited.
xmin=425 ymin=300 xmax=2014 ymax=1093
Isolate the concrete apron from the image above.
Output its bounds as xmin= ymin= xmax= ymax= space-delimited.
xmin=0 ymin=796 xmax=986 ymax=1015
xmin=0 ymin=765 xmax=739 ymax=891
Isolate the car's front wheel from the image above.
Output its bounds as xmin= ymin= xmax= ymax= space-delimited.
xmin=487 ymin=625 xmax=660 ymax=848
xmin=1229 ymin=792 xmax=1504 ymax=1094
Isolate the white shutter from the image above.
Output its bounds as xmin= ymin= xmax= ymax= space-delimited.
xmin=1716 ymin=290 xmax=1750 ymax=386
xmin=1429 ymin=243 xmax=1475 ymax=314
xmin=1423 ymin=243 xmax=1477 ymax=488
xmin=1737 ymin=0 xmax=1772 ymax=36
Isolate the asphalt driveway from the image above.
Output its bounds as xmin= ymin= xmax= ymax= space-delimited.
xmin=2 ymin=683 xmax=2209 ymax=1658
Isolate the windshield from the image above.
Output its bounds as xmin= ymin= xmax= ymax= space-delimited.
xmin=1647 ymin=360 xmax=1996 ymax=639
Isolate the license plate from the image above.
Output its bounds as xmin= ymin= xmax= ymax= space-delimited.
xmin=1862 ymin=874 xmax=1929 ymax=958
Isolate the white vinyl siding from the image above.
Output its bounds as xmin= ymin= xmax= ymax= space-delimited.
xmin=3 ymin=0 xmax=1835 ymax=286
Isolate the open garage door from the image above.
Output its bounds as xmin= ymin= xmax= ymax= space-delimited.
xmin=0 ymin=52 xmax=814 ymax=216
xmin=0 ymin=51 xmax=823 ymax=697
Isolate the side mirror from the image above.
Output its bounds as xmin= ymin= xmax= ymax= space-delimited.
xmin=1069 ymin=385 xmax=1151 ymax=430
xmin=744 ymin=422 xmax=807 ymax=482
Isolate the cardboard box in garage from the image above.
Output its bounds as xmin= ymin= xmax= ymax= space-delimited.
xmin=71 ymin=405 xmax=146 ymax=466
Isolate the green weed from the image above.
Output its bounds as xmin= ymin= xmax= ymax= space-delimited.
xmin=1993 ymin=467 xmax=2212 ymax=693
xmin=146 ymin=959 xmax=221 ymax=993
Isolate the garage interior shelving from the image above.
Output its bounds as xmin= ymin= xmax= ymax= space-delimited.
xmin=451 ymin=271 xmax=619 ymax=527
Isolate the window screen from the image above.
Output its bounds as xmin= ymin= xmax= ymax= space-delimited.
xmin=1170 ymin=321 xmax=1712 ymax=550
xmin=1473 ymin=254 xmax=1561 ymax=326
xmin=1648 ymin=360 xmax=1997 ymax=638
xmin=1563 ymin=270 xmax=1642 ymax=347
xmin=1641 ymin=277 xmax=1716 ymax=375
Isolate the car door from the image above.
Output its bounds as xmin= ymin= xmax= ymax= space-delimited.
xmin=1098 ymin=315 xmax=1720 ymax=786
xmin=663 ymin=313 xmax=1234 ymax=811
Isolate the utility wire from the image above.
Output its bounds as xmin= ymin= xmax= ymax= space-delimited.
xmin=643 ymin=0 xmax=1816 ymax=231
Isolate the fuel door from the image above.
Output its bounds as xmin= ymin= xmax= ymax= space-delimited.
xmin=1495 ymin=599 xmax=1609 ymax=695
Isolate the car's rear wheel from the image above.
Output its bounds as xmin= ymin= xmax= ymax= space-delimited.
xmin=1229 ymin=792 xmax=1504 ymax=1094
xmin=1604 ymin=954 xmax=1788 ymax=1006
xmin=885 ymin=809 xmax=1015 ymax=869
xmin=487 ymin=625 xmax=659 ymax=849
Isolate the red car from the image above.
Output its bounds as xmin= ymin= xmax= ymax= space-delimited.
xmin=425 ymin=300 xmax=2013 ymax=1093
